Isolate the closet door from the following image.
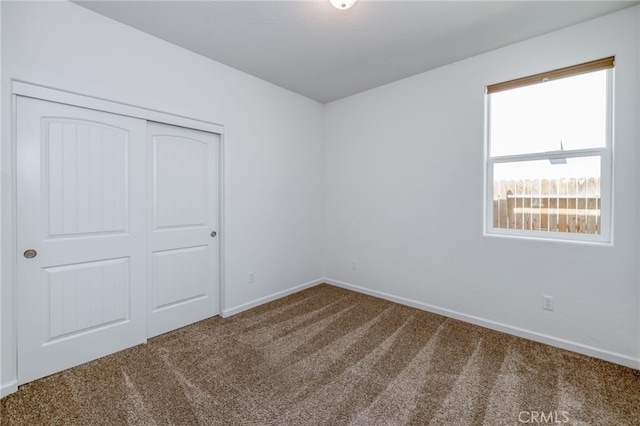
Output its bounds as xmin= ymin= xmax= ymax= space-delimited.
xmin=17 ymin=97 xmax=147 ymax=384
xmin=147 ymin=122 xmax=219 ymax=337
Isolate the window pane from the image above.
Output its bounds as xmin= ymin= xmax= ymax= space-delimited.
xmin=492 ymin=157 xmax=601 ymax=234
xmin=490 ymin=70 xmax=607 ymax=157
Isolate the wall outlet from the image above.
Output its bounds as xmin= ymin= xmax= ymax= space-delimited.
xmin=248 ymin=271 xmax=255 ymax=284
xmin=543 ymin=295 xmax=554 ymax=311
xmin=351 ymin=259 xmax=358 ymax=270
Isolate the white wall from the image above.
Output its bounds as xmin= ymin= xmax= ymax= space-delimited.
xmin=324 ymin=7 xmax=640 ymax=368
xmin=1 ymin=1 xmax=324 ymax=394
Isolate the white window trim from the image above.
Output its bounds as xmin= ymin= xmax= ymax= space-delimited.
xmin=484 ymin=67 xmax=614 ymax=244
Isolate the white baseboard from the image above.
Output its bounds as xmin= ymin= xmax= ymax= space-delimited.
xmin=221 ymin=278 xmax=324 ymax=318
xmin=1 ymin=379 xmax=18 ymax=398
xmin=325 ymin=278 xmax=640 ymax=370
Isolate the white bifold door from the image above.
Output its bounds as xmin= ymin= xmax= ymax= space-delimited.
xmin=16 ymin=98 xmax=219 ymax=384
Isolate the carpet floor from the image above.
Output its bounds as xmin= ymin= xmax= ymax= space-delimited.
xmin=1 ymin=284 xmax=639 ymax=425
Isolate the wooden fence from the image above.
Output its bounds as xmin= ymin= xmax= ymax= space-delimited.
xmin=493 ymin=177 xmax=600 ymax=234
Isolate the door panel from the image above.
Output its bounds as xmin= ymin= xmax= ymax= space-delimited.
xmin=147 ymin=122 xmax=219 ymax=338
xmin=17 ymin=97 xmax=147 ymax=384
xmin=46 ymin=120 xmax=128 ymax=236
xmin=153 ymin=135 xmax=208 ymax=228
xmin=153 ymin=246 xmax=208 ymax=309
xmin=45 ymin=258 xmax=130 ymax=340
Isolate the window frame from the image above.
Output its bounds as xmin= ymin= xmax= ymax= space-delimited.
xmin=484 ymin=60 xmax=614 ymax=243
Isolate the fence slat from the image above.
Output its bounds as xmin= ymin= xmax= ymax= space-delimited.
xmin=493 ymin=176 xmax=600 ymax=235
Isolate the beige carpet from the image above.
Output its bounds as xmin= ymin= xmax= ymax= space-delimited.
xmin=1 ymin=284 xmax=639 ymax=425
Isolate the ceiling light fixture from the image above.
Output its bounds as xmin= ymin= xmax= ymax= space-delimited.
xmin=330 ymin=0 xmax=357 ymax=10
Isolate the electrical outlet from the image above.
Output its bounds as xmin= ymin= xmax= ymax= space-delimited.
xmin=249 ymin=271 xmax=255 ymax=284
xmin=543 ymin=295 xmax=554 ymax=311
xmin=351 ymin=259 xmax=358 ymax=270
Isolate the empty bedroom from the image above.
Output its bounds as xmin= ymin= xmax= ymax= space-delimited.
xmin=1 ymin=1 xmax=639 ymax=424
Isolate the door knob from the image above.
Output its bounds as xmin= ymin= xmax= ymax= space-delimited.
xmin=23 ymin=249 xmax=37 ymax=259
xmin=210 ymin=231 xmax=217 ymax=238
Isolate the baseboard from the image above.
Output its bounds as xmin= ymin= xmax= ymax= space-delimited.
xmin=325 ymin=278 xmax=640 ymax=370
xmin=221 ymin=278 xmax=324 ymax=318
xmin=1 ymin=379 xmax=18 ymax=398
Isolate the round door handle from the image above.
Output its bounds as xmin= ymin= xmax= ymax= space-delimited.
xmin=24 ymin=249 xmax=37 ymax=259
xmin=210 ymin=231 xmax=217 ymax=238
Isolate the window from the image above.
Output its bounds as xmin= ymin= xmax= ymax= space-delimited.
xmin=485 ymin=57 xmax=613 ymax=242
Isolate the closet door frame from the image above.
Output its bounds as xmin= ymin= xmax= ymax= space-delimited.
xmin=4 ymin=81 xmax=225 ymax=392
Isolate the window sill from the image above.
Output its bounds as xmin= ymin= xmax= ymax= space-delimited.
xmin=483 ymin=229 xmax=613 ymax=246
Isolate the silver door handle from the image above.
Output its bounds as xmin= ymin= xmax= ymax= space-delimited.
xmin=24 ymin=249 xmax=37 ymax=259
xmin=210 ymin=231 xmax=217 ymax=238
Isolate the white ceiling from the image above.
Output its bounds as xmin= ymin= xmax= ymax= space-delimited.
xmin=75 ymin=1 xmax=639 ymax=104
